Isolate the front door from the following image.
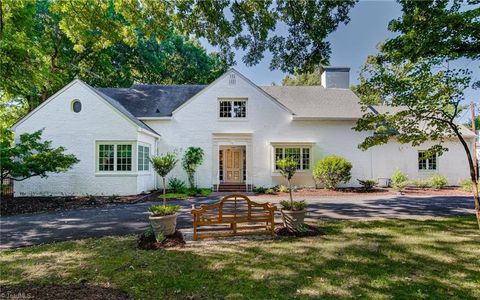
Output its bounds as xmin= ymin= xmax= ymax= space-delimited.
xmin=225 ymin=148 xmax=242 ymax=182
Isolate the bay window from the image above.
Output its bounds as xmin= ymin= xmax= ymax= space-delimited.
xmin=97 ymin=143 xmax=132 ymax=172
xmin=138 ymin=145 xmax=150 ymax=171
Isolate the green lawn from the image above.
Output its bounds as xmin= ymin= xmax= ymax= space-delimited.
xmin=163 ymin=188 xmax=212 ymax=199
xmin=1 ymin=217 xmax=479 ymax=299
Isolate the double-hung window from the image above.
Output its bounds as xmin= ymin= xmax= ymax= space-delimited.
xmin=418 ymin=151 xmax=437 ymax=171
xmin=138 ymin=145 xmax=150 ymax=171
xmin=274 ymin=147 xmax=311 ymax=171
xmin=98 ymin=143 xmax=132 ymax=172
xmin=219 ymin=99 xmax=247 ymax=118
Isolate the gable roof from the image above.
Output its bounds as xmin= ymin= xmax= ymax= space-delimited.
xmin=97 ymin=84 xmax=206 ymax=118
xmin=260 ymin=86 xmax=363 ymax=119
xmin=12 ymin=79 xmax=160 ymax=137
xmin=171 ymin=68 xmax=294 ymax=115
xmin=88 ymin=86 xmax=160 ymax=136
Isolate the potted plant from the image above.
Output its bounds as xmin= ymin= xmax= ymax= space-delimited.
xmin=148 ymin=204 xmax=181 ymax=240
xmin=149 ymin=151 xmax=179 ymax=241
xmin=277 ymin=157 xmax=307 ymax=231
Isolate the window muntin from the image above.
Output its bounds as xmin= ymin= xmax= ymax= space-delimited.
xmin=219 ymin=99 xmax=246 ymax=118
xmin=138 ymin=145 xmax=150 ymax=171
xmin=97 ymin=143 xmax=132 ymax=172
xmin=274 ymin=147 xmax=311 ymax=171
xmin=418 ymin=151 xmax=437 ymax=170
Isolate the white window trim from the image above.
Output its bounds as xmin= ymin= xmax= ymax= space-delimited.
xmin=217 ymin=97 xmax=248 ymax=120
xmin=95 ymin=141 xmax=136 ymax=175
xmin=418 ymin=151 xmax=438 ymax=172
xmin=137 ymin=143 xmax=152 ymax=173
xmin=271 ymin=145 xmax=312 ymax=174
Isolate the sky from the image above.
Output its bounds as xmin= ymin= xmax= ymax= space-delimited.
xmin=201 ymin=0 xmax=479 ymax=120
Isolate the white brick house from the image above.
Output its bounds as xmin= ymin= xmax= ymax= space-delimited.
xmin=12 ymin=68 xmax=476 ymax=196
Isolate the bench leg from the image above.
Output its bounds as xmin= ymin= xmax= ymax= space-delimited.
xmin=193 ymin=220 xmax=198 ymax=241
xmin=270 ymin=213 xmax=275 ymax=235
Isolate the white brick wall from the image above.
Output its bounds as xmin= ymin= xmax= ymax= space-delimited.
xmin=14 ymin=81 xmax=156 ymax=196
xmin=13 ymin=72 xmax=473 ymax=196
xmin=146 ymin=70 xmax=473 ymax=188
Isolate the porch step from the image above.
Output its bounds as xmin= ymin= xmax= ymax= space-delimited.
xmin=217 ymin=183 xmax=248 ymax=192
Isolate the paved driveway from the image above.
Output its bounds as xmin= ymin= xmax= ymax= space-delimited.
xmin=0 ymin=195 xmax=475 ymax=249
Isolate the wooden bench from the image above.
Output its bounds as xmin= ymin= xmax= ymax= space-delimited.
xmin=191 ymin=194 xmax=276 ymax=240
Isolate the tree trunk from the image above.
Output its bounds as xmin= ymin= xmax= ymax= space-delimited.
xmin=452 ymin=126 xmax=480 ymax=229
xmin=288 ymin=179 xmax=293 ymax=207
xmin=188 ymin=172 xmax=195 ymax=189
xmin=162 ymin=177 xmax=166 ymax=207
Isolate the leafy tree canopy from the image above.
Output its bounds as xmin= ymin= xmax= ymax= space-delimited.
xmin=0 ymin=129 xmax=79 ymax=183
xmin=282 ymin=68 xmax=321 ymax=86
xmin=0 ymin=0 xmax=229 ymax=114
xmin=465 ymin=116 xmax=480 ymax=131
xmin=354 ymin=56 xmax=471 ymax=153
xmin=48 ymin=0 xmax=355 ymax=73
xmin=383 ymin=0 xmax=480 ymax=63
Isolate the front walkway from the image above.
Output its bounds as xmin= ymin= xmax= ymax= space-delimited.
xmin=0 ymin=195 xmax=474 ymax=249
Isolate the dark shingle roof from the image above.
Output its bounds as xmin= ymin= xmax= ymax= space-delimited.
xmin=96 ymin=84 xmax=206 ymax=118
xmin=92 ymin=88 xmax=160 ymax=136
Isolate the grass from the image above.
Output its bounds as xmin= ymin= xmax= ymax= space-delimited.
xmin=1 ymin=216 xmax=479 ymax=299
xmin=162 ymin=188 xmax=212 ymax=199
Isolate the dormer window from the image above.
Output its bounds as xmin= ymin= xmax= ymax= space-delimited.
xmin=219 ymin=98 xmax=247 ymax=118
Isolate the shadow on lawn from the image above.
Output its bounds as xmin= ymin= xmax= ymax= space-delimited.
xmin=1 ymin=217 xmax=479 ymax=299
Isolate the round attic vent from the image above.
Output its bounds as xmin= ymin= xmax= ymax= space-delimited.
xmin=72 ymin=100 xmax=82 ymax=113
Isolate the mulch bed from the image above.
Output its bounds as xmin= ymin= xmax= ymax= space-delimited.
xmin=0 ymin=192 xmax=160 ymax=216
xmin=0 ymin=284 xmax=131 ymax=300
xmin=259 ymin=186 xmax=469 ymax=197
xmin=275 ymin=224 xmax=324 ymax=237
xmin=137 ymin=230 xmax=186 ymax=250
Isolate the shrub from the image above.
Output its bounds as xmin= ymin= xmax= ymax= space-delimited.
xmin=280 ymin=200 xmax=307 ymax=211
xmin=413 ymin=179 xmax=430 ymax=189
xmin=168 ymin=177 xmax=187 ymax=193
xmin=428 ymin=174 xmax=448 ymax=189
xmin=253 ymin=186 xmax=267 ymax=194
xmin=391 ymin=169 xmax=408 ymax=191
xmin=265 ymin=188 xmax=276 ymax=194
xmin=357 ymin=179 xmax=377 ymax=191
xmin=148 ymin=204 xmax=181 ymax=216
xmin=313 ymin=155 xmax=353 ymax=190
xmin=186 ymin=187 xmax=201 ymax=196
xmin=182 ymin=147 xmax=204 ymax=189
xmin=459 ymin=178 xmax=475 ymax=192
xmin=278 ymin=185 xmax=289 ymax=193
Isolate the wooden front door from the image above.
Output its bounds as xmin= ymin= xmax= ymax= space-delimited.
xmin=225 ymin=148 xmax=242 ymax=182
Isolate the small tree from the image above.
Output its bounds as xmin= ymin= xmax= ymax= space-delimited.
xmin=313 ymin=155 xmax=352 ymax=190
xmin=182 ymin=147 xmax=204 ymax=189
xmin=150 ymin=152 xmax=178 ymax=206
xmin=354 ymin=55 xmax=480 ymax=228
xmin=0 ymin=129 xmax=79 ymax=188
xmin=276 ymin=157 xmax=298 ymax=207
